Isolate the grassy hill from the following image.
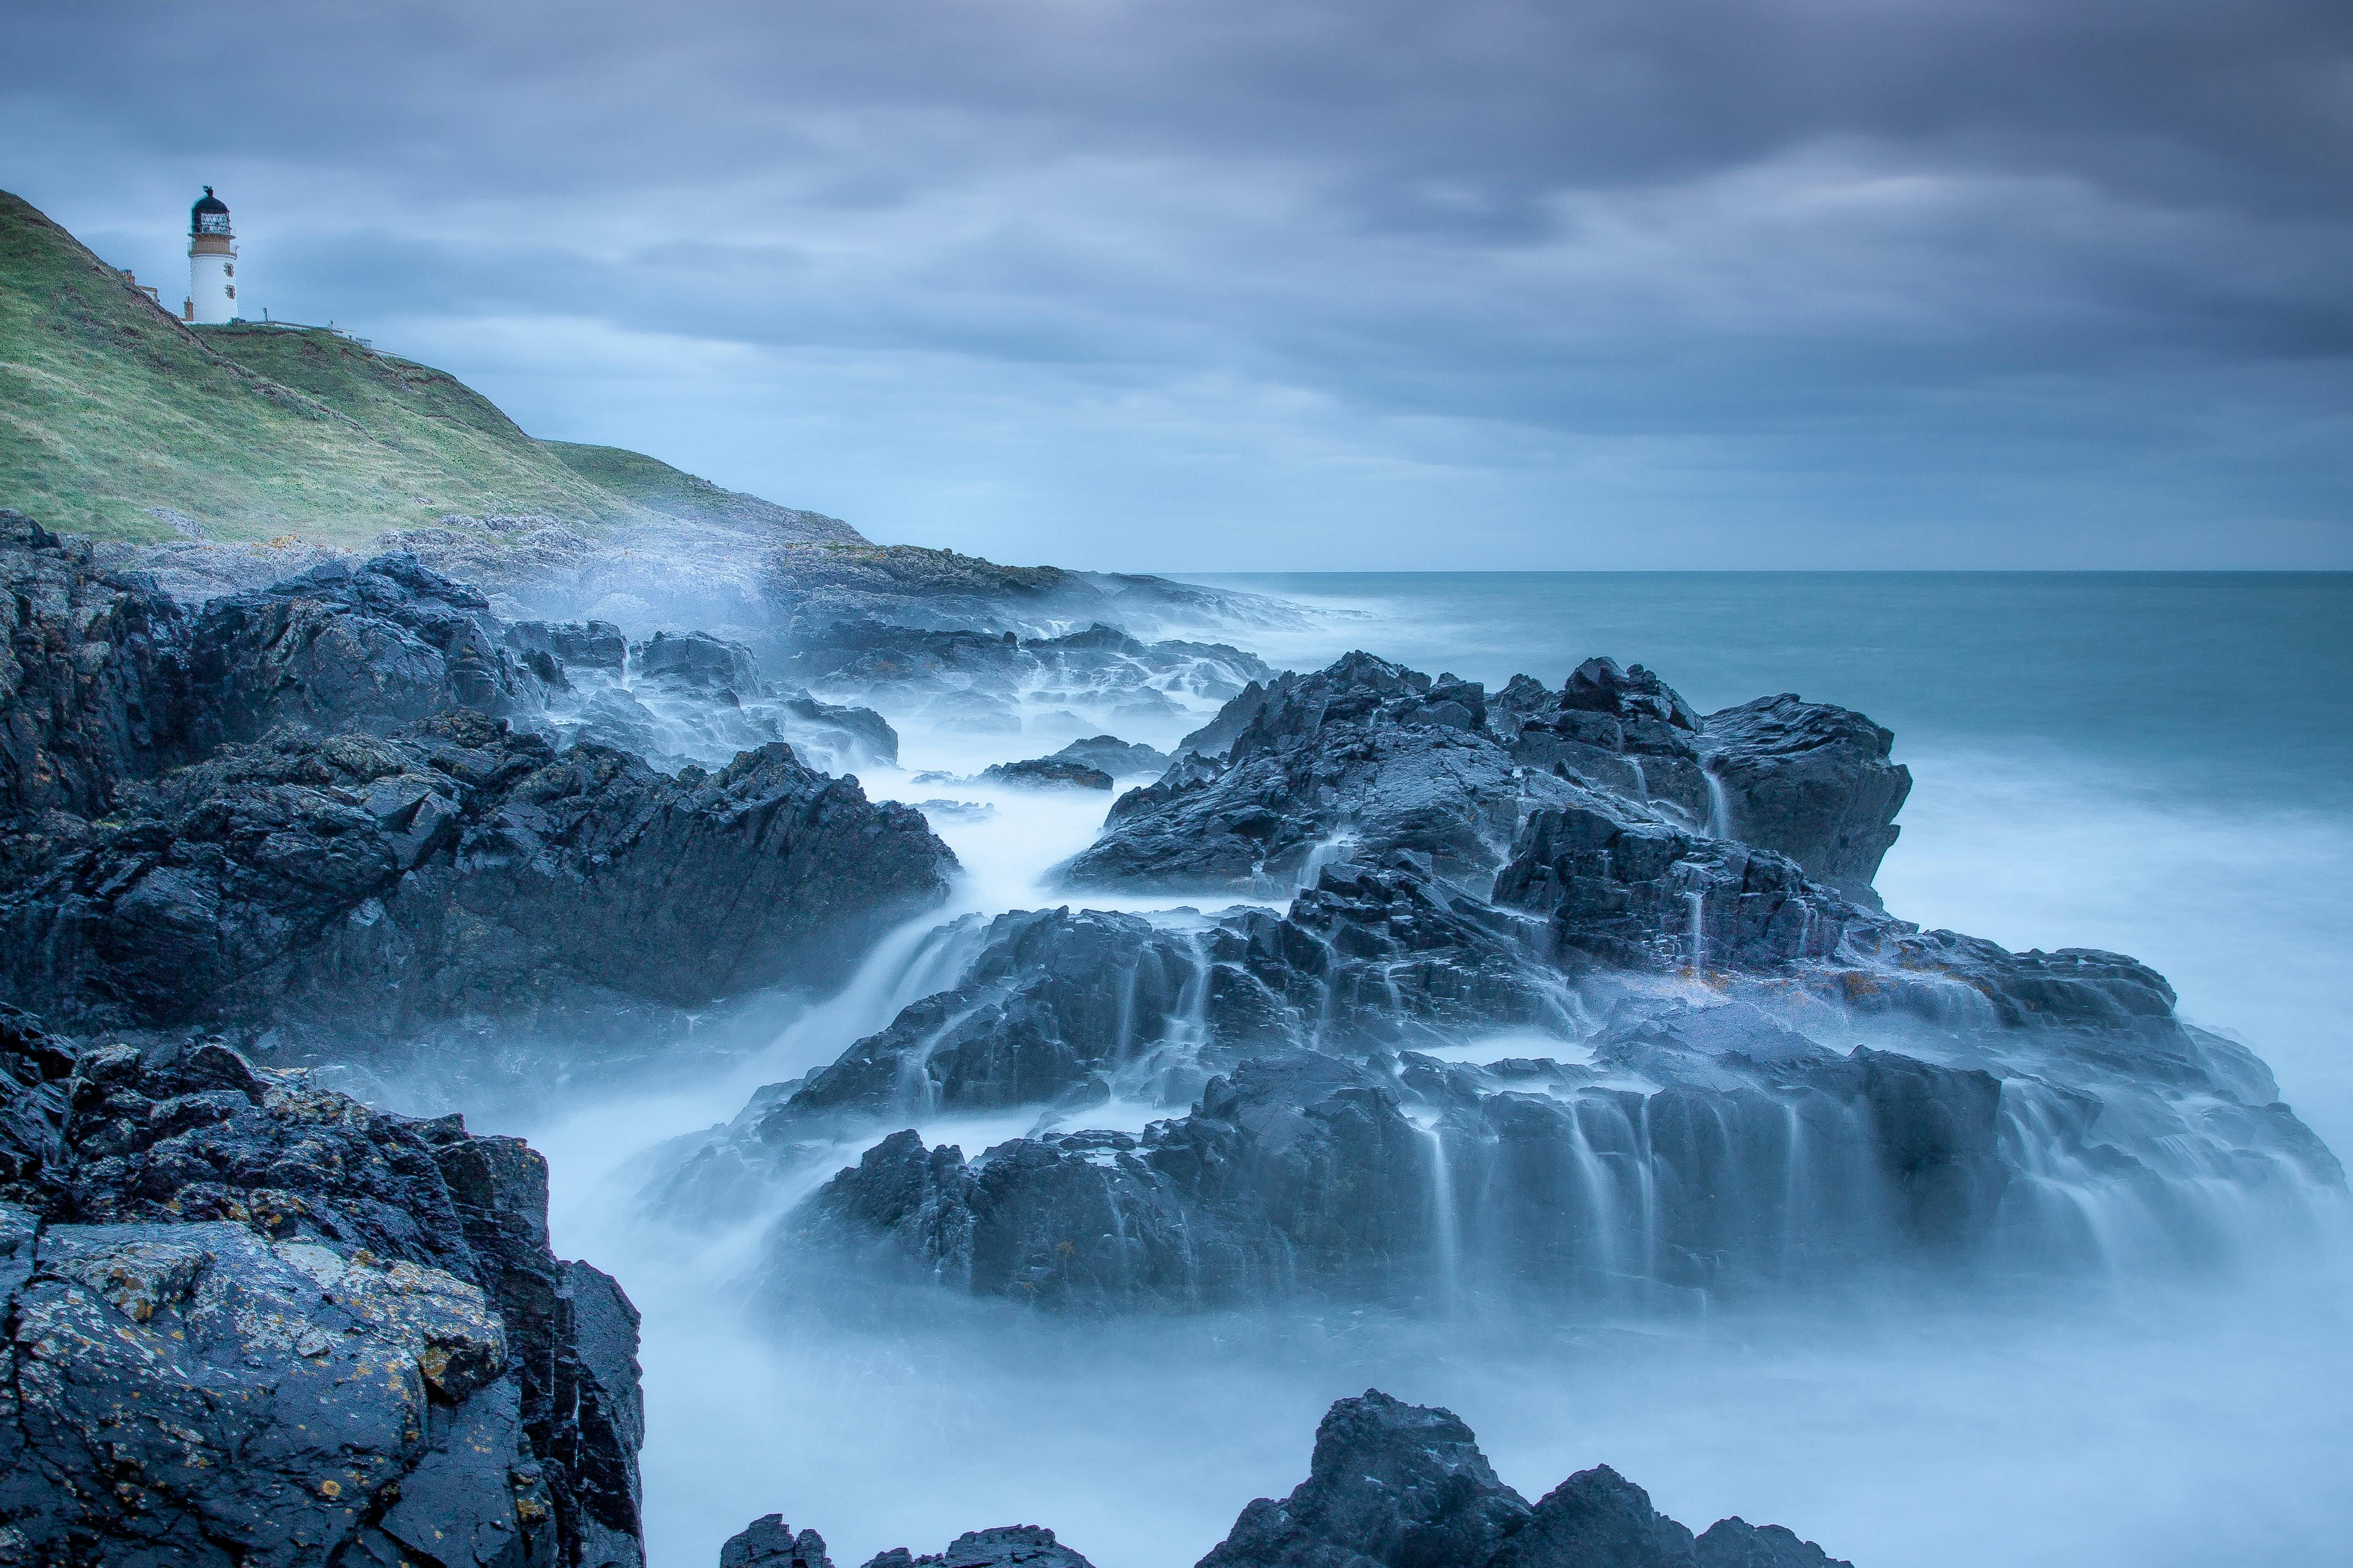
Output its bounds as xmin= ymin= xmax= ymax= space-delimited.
xmin=0 ymin=189 xmax=860 ymax=550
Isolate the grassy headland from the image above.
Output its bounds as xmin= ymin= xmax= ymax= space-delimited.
xmin=0 ymin=189 xmax=860 ymax=550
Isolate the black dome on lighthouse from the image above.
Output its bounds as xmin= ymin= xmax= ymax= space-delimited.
xmin=190 ymin=186 xmax=229 ymax=227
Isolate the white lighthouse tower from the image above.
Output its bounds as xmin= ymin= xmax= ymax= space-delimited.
xmin=185 ymin=187 xmax=238 ymax=324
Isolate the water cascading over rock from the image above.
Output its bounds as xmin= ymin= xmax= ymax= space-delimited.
xmin=683 ymin=649 xmax=2341 ymax=1315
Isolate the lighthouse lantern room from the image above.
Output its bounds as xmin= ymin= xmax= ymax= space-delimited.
xmin=185 ymin=187 xmax=238 ymax=324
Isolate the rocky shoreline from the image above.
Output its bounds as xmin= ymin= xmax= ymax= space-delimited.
xmin=3 ymin=508 xmax=2344 ymax=1565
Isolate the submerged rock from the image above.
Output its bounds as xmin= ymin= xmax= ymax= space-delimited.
xmin=859 ymin=1526 xmax=1096 ymax=1568
xmin=714 ymin=1394 xmax=1839 ymax=1568
xmin=980 ymin=756 xmax=1116 ymax=790
xmin=1047 ymin=734 xmax=1172 ymax=777
xmin=0 ymin=1009 xmax=643 ymax=1567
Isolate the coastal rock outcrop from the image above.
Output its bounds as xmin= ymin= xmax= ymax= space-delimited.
xmin=1 ymin=708 xmax=955 ymax=1036
xmin=1063 ymin=653 xmax=1567 ymax=893
xmin=1201 ymin=1391 xmax=1850 ymax=1568
xmin=1045 ymin=734 xmax=1171 ymax=778
xmin=0 ymin=1007 xmax=644 ymax=1567
xmin=1 ymin=522 xmax=956 ymax=1041
xmin=713 ymin=1393 xmax=1843 ymax=1568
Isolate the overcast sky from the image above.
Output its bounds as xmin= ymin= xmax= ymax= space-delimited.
xmin=7 ymin=0 xmax=2349 ymax=569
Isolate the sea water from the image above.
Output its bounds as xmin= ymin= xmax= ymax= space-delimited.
xmin=503 ymin=571 xmax=2353 ymax=1568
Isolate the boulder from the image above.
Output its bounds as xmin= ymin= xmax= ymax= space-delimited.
xmin=0 ymin=1009 xmax=643 ymax=1568
xmin=634 ymin=629 xmax=763 ymax=694
xmin=1701 ymin=695 xmax=1911 ymax=907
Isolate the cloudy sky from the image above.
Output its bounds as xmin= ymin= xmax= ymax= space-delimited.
xmin=7 ymin=0 xmax=2348 ymax=569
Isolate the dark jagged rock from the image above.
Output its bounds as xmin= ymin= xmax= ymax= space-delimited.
xmin=712 ymin=1396 xmax=1834 ymax=1568
xmin=1492 ymin=799 xmax=1856 ymax=971
xmin=507 ymin=618 xmax=630 ymax=673
xmin=783 ymin=1021 xmax=2026 ymax=1310
xmin=1200 ymin=1389 xmax=1529 ymax=1568
xmin=190 ymin=551 xmax=549 ymax=741
xmin=1700 ymin=695 xmax=1911 ymax=908
xmin=1 ymin=509 xmax=196 ymax=818
xmin=1139 ymin=654 xmax=1910 ymax=909
xmin=0 ymin=1009 xmax=643 ymax=1567
xmin=1048 ymin=734 xmax=1172 ymax=777
xmin=759 ymin=839 xmax=2335 ymax=1311
xmin=723 ymin=1515 xmax=836 ymax=1568
xmin=1198 ymin=1391 xmax=1851 ymax=1568
xmin=1064 ymin=653 xmax=1572 ymax=893
xmin=1 ymin=709 xmax=955 ymax=1034
xmin=1487 ymin=656 xmax=1711 ymax=824
xmin=857 ymin=1526 xmax=1094 ymax=1568
xmin=980 ymin=756 xmax=1115 ymax=790
xmin=698 ymin=860 xmax=1565 ymax=1166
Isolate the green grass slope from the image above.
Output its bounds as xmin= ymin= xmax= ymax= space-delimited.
xmin=0 ymin=189 xmax=860 ymax=549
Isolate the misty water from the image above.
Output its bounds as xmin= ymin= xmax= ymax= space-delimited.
xmin=474 ymin=572 xmax=2350 ymax=1568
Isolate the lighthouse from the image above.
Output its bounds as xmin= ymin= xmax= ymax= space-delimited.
xmin=185 ymin=187 xmax=238 ymax=324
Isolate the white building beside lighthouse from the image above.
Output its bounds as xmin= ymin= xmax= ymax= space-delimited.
xmin=185 ymin=187 xmax=238 ymax=324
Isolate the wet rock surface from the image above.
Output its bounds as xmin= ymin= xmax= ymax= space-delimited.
xmin=1045 ymin=734 xmax=1172 ymax=777
xmin=715 ymin=1391 xmax=1843 ymax=1568
xmin=0 ymin=1008 xmax=644 ymax=1567
xmin=1 ymin=510 xmax=196 ymax=819
xmin=1199 ymin=1391 xmax=1850 ymax=1568
xmin=699 ymin=651 xmax=2340 ymax=1315
xmin=1064 ymin=653 xmax=1574 ymax=893
xmin=980 ymin=756 xmax=1115 ymax=790
xmin=1699 ymin=695 xmax=1911 ymax=908
xmin=533 ymin=626 xmax=903 ymax=777
xmin=1098 ymin=654 xmax=1911 ymax=903
xmin=0 ymin=523 xmax=957 ymax=1043
xmin=1 ymin=709 xmax=954 ymax=1035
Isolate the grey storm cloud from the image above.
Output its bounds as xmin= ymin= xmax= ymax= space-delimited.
xmin=4 ymin=0 xmax=2349 ymax=567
